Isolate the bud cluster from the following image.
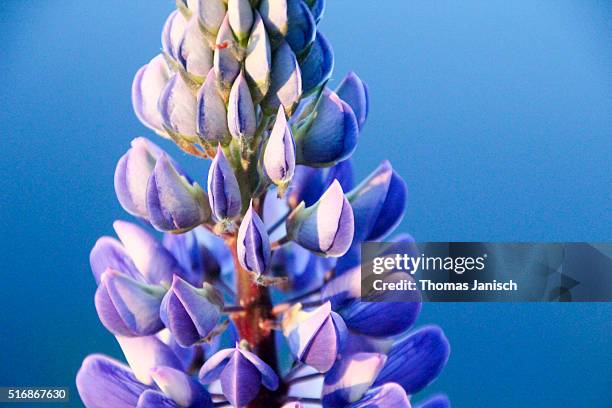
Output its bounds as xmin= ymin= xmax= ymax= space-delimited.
xmin=77 ymin=1 xmax=451 ymax=407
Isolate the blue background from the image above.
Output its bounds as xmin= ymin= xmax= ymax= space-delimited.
xmin=0 ymin=0 xmax=610 ymax=406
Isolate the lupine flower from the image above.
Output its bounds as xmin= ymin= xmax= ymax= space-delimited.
xmin=160 ymin=275 xmax=224 ymax=347
xmin=282 ymin=301 xmax=347 ymax=373
xmin=207 ymin=149 xmax=242 ymax=222
xmin=263 ymin=106 xmax=296 ymax=191
xmin=80 ymin=1 xmax=451 ymax=407
xmin=237 ymin=202 xmax=271 ymax=275
xmin=147 ymin=153 xmax=211 ymax=233
xmin=286 ymin=179 xmax=354 ymax=256
xmin=199 ymin=345 xmax=279 ymax=407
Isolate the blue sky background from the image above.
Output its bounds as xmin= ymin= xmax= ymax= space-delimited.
xmin=0 ymin=1 xmax=610 ymax=406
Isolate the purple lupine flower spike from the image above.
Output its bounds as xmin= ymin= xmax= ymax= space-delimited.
xmin=160 ymin=275 xmax=224 ymax=347
xmin=282 ymin=301 xmax=347 ymax=373
xmin=294 ymin=88 xmax=358 ymax=167
xmin=237 ymin=201 xmax=271 ymax=275
xmin=197 ymin=69 xmax=231 ymax=144
xmin=286 ymin=179 xmax=354 ymax=257
xmin=199 ymin=345 xmax=279 ymax=407
xmin=95 ymin=269 xmax=166 ymax=337
xmin=336 ymin=71 xmax=369 ymax=130
xmin=132 ymin=55 xmax=171 ymax=135
xmin=263 ymin=105 xmax=296 ymax=193
xmin=228 ymin=71 xmax=257 ymax=142
xmin=146 ymin=153 xmax=211 ymax=233
xmin=207 ymin=149 xmax=242 ymax=221
xmin=150 ymin=366 xmax=213 ymax=407
xmin=76 ymin=355 xmax=149 ymax=408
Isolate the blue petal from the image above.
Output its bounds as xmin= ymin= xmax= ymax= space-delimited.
xmin=90 ymin=236 xmax=141 ymax=285
xmin=321 ymin=266 xmax=361 ymax=309
xmin=300 ymin=31 xmax=334 ymax=95
xmin=136 ymin=390 xmax=180 ymax=408
xmin=161 ymin=11 xmax=187 ymax=60
xmin=260 ymin=0 xmax=316 ymax=53
xmin=374 ymin=326 xmax=450 ymax=394
xmin=220 ymin=351 xmax=262 ymax=407
xmin=214 ymin=15 xmax=241 ymax=95
xmin=76 ymin=354 xmax=149 ymax=408
xmin=348 ymin=383 xmax=410 ymax=408
xmin=263 ymin=106 xmax=296 ymax=186
xmin=162 ymin=230 xmax=204 ymax=286
xmin=325 ymin=159 xmax=353 ymax=192
xmin=132 ymin=55 xmax=171 ymax=134
xmin=228 ymin=71 xmax=257 ymax=141
xmin=150 ymin=366 xmax=213 ymax=408
xmin=197 ymin=69 xmax=231 ymax=143
xmin=415 ymin=395 xmax=451 ymax=408
xmin=207 ymin=149 xmax=242 ymax=220
xmin=304 ymin=0 xmax=325 ymax=23
xmin=237 ymin=202 xmax=271 ymax=274
xmin=238 ymin=348 xmax=280 ymax=390
xmin=116 ymin=336 xmax=182 ymax=386
xmin=295 ymin=89 xmax=358 ymax=167
xmin=262 ymin=41 xmax=302 ymax=115
xmin=336 ymin=71 xmax=369 ymax=130
xmin=198 ymin=348 xmax=235 ymax=384
xmin=178 ymin=17 xmax=213 ymax=80
xmin=286 ymin=165 xmax=326 ymax=209
xmin=158 ymin=74 xmax=198 ymax=138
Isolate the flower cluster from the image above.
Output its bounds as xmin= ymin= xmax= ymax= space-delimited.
xmin=77 ymin=1 xmax=451 ymax=407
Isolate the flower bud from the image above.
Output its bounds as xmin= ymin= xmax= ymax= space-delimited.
xmin=150 ymin=366 xmax=212 ymax=407
xmin=132 ymin=55 xmax=171 ymax=134
xmin=282 ymin=301 xmax=347 ymax=372
xmin=245 ymin=12 xmax=271 ymax=104
xmin=207 ymin=149 xmax=242 ymax=221
xmin=373 ymin=326 xmax=450 ymax=394
xmin=178 ymin=17 xmax=213 ymax=81
xmin=262 ymin=41 xmax=302 ymax=115
xmin=322 ymin=352 xmax=387 ymax=407
xmin=263 ymin=106 xmax=296 ymax=189
xmin=146 ymin=154 xmax=210 ymax=233
xmin=160 ymin=275 xmax=223 ymax=347
xmin=136 ymin=390 xmax=177 ymax=408
xmin=162 ymin=11 xmax=188 ymax=60
xmin=347 ymin=161 xmax=407 ymax=241
xmin=213 ymin=16 xmax=240 ymax=96
xmin=336 ymin=71 xmax=369 ymax=130
xmin=76 ymin=355 xmax=148 ymax=408
xmin=299 ymin=32 xmax=334 ymax=95
xmin=159 ymin=74 xmax=198 ymax=140
xmin=227 ymin=71 xmax=257 ymax=142
xmin=286 ymin=179 xmax=354 ymax=257
xmin=227 ymin=0 xmax=253 ymax=42
xmin=95 ymin=269 xmax=166 ymax=337
xmin=325 ymin=159 xmax=353 ymax=192
xmin=294 ymin=89 xmax=358 ymax=167
xmin=260 ymin=0 xmax=316 ymax=54
xmin=286 ymin=165 xmax=325 ymax=208
xmin=115 ymin=336 xmax=182 ymax=385
xmin=113 ymin=220 xmax=184 ymax=285
xmin=197 ymin=0 xmax=226 ymax=35
xmin=90 ymin=237 xmax=141 ymax=285
xmin=351 ymin=383 xmax=410 ymax=408
xmin=237 ymin=202 xmax=271 ymax=275
xmin=114 ymin=138 xmax=166 ymax=219
xmin=197 ymin=69 xmax=231 ymax=143
xmin=199 ymin=346 xmax=279 ymax=407
xmin=303 ymin=0 xmax=325 ymax=23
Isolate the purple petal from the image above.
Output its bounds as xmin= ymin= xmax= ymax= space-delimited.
xmin=263 ymin=106 xmax=296 ymax=186
xmin=146 ymin=154 xmax=210 ymax=233
xmin=325 ymin=159 xmax=353 ymax=192
xmin=322 ymin=352 xmax=387 ymax=407
xmin=304 ymin=0 xmax=325 ymax=23
xmin=321 ymin=266 xmax=361 ymax=309
xmin=374 ymin=326 xmax=450 ymax=394
xmin=198 ymin=0 xmax=226 ymax=35
xmin=207 ymin=149 xmax=242 ymax=220
xmin=178 ymin=17 xmax=213 ymax=80
xmin=227 ymin=71 xmax=257 ymax=141
xmin=116 ymin=336 xmax=182 ymax=385
xmin=245 ymin=12 xmax=271 ymax=104
xmin=348 ymin=383 xmax=411 ymax=408
xmin=158 ymin=74 xmax=198 ymax=138
xmin=162 ymin=230 xmax=204 ymax=286
xmin=227 ymin=0 xmax=254 ymax=41
xmin=336 ymin=71 xmax=369 ymax=130
xmin=132 ymin=55 xmax=171 ymax=133
xmin=300 ymin=31 xmax=334 ymax=95
xmin=136 ymin=390 xmax=180 ymax=408
xmin=161 ymin=11 xmax=188 ymax=60
xmin=213 ymin=16 xmax=241 ymax=94
xmin=287 ymin=180 xmax=354 ymax=257
xmin=220 ymin=351 xmax=262 ymax=407
xmin=96 ymin=269 xmax=165 ymax=336
xmin=113 ymin=220 xmax=184 ymax=285
xmin=90 ymin=237 xmax=140 ymax=285
xmin=160 ymin=276 xmax=223 ymax=347
xmin=198 ymin=348 xmax=235 ymax=384
xmin=150 ymin=366 xmax=212 ymax=408
xmin=415 ymin=395 xmax=451 ymax=408
xmin=286 ymin=165 xmax=325 ymax=209
xmin=260 ymin=0 xmax=316 ymax=54
xmin=76 ymin=354 xmax=149 ymax=408
xmin=238 ymin=348 xmax=280 ymax=390
xmin=295 ymin=89 xmax=358 ymax=167
xmin=237 ymin=202 xmax=271 ymax=274
xmin=197 ymin=70 xmax=231 ymax=143
xmin=262 ymin=41 xmax=302 ymax=115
